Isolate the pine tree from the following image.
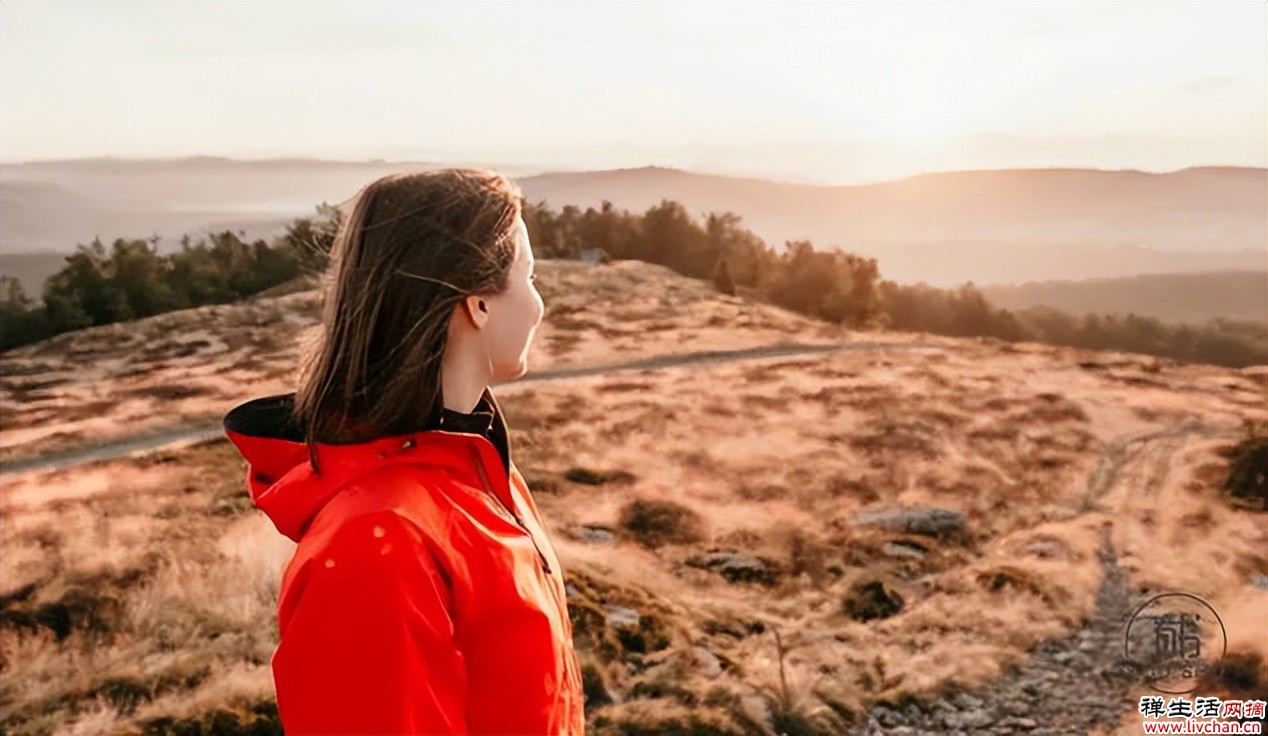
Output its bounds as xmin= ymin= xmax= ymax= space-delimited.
xmin=712 ymin=257 xmax=736 ymax=296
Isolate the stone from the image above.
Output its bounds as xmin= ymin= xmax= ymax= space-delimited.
xmin=882 ymin=540 xmax=928 ymax=559
xmin=854 ymin=505 xmax=966 ymax=538
xmin=1021 ymin=540 xmax=1065 ymax=559
xmin=687 ymin=549 xmax=780 ymax=586
xmin=947 ymin=708 xmax=992 ymax=730
xmin=604 ymin=604 xmax=640 ymax=630
xmin=873 ymin=705 xmax=899 ymax=728
xmin=575 ymin=524 xmax=615 ymax=543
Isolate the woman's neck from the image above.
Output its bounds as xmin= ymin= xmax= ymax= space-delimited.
xmin=440 ymin=336 xmax=491 ymax=413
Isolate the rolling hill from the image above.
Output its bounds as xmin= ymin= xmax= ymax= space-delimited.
xmin=3 ymin=158 xmax=1262 ymax=289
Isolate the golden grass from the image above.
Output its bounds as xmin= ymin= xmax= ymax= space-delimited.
xmin=0 ymin=442 xmax=287 ymax=734
xmin=2 ymin=261 xmax=1264 ymax=733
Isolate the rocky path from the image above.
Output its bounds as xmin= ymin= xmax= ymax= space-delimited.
xmin=854 ymin=529 xmax=1145 ymax=735
xmin=850 ymin=419 xmax=1245 ymax=735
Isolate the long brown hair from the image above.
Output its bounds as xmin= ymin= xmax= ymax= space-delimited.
xmin=294 ymin=168 xmax=523 ymax=473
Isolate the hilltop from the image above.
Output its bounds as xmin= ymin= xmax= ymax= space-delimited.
xmin=1 ymin=259 xmax=1264 ymax=734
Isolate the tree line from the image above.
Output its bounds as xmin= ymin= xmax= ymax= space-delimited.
xmin=521 ymin=198 xmax=1266 ymax=368
xmin=1 ymin=196 xmax=1262 ymax=369
xmin=0 ymin=205 xmax=340 ymax=351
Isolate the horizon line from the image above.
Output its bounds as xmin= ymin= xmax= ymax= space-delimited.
xmin=2 ymin=155 xmax=1264 ymax=189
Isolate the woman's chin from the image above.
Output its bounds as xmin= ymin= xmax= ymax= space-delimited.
xmin=494 ymin=358 xmax=530 ymax=383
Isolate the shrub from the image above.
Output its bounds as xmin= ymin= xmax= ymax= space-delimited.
xmin=842 ymin=580 xmax=904 ymax=622
xmin=617 ymin=498 xmax=705 ymax=548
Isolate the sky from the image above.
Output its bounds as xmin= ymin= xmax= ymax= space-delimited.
xmin=2 ymin=1 xmax=1265 ymax=185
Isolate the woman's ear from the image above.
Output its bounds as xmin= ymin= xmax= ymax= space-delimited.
xmin=460 ymin=294 xmax=490 ymax=329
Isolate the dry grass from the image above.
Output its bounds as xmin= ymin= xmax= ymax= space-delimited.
xmin=2 ymin=261 xmax=1264 ymax=733
xmin=0 ymin=442 xmax=290 ymax=734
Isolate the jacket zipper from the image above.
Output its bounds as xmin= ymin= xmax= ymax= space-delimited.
xmin=469 ymin=445 xmax=553 ymax=575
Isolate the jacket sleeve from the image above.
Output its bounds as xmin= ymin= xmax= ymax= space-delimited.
xmin=273 ymin=509 xmax=469 ymax=735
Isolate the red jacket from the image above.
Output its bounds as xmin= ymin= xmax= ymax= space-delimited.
xmin=223 ymin=387 xmax=586 ymax=735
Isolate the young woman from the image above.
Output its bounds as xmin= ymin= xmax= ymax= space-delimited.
xmin=222 ymin=169 xmax=585 ymax=735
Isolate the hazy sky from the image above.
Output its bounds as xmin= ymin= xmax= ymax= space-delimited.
xmin=2 ymin=1 xmax=1264 ymax=184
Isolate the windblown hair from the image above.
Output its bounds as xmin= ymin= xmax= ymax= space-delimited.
xmin=294 ymin=168 xmax=523 ymax=472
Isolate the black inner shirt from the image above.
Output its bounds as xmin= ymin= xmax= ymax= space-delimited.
xmin=434 ymin=394 xmax=509 ymax=477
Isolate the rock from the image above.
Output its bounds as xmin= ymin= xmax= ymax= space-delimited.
xmin=572 ymin=524 xmax=615 ymax=543
xmin=873 ymin=705 xmax=899 ymax=728
xmin=946 ymin=708 xmax=991 ymax=730
xmin=997 ymin=716 xmax=1038 ymax=730
xmin=1021 ymin=540 xmax=1065 ymax=559
xmin=854 ymin=505 xmax=966 ymax=538
xmin=604 ymin=604 xmax=640 ymax=630
xmin=686 ymin=549 xmax=780 ymax=586
xmin=644 ymin=645 xmax=723 ymax=680
xmin=882 ymin=540 xmax=928 ymax=559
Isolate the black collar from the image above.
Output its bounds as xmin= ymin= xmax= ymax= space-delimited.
xmin=223 ymin=389 xmax=512 ymax=477
xmin=433 ymin=392 xmax=509 ymax=477
xmin=436 ymin=396 xmax=496 ymax=436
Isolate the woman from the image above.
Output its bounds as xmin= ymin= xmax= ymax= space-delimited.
xmin=222 ymin=169 xmax=585 ymax=735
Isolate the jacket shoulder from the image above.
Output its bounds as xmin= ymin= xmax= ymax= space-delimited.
xmin=319 ymin=508 xmax=429 ymax=563
xmin=320 ymin=464 xmax=455 ymax=534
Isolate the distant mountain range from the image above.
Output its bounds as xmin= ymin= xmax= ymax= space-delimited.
xmin=979 ymin=270 xmax=1267 ymax=325
xmin=2 ymin=158 xmax=1263 ymax=290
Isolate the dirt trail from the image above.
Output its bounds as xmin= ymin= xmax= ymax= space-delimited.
xmin=1081 ymin=420 xmax=1225 ymax=511
xmin=854 ymin=529 xmax=1144 ymax=736
xmin=0 ymin=339 xmax=944 ymax=478
xmin=852 ymin=422 xmax=1243 ymax=735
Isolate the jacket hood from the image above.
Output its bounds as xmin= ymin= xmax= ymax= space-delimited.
xmin=222 ymin=387 xmax=510 ymax=542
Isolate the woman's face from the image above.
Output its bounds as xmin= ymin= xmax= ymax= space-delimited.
xmin=481 ymin=217 xmax=544 ymax=382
